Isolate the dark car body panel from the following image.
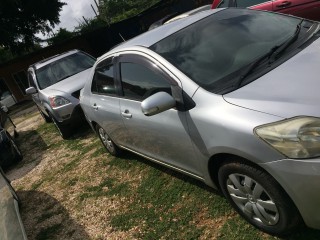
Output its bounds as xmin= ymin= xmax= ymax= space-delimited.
xmin=0 ymin=108 xmax=21 ymax=168
xmin=211 ymin=0 xmax=320 ymax=21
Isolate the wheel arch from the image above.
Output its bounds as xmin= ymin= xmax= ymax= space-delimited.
xmin=208 ymin=153 xmax=260 ymax=190
xmin=90 ymin=121 xmax=98 ymax=133
xmin=207 ymin=152 xmax=303 ymax=225
xmin=208 ymin=153 xmax=288 ymax=193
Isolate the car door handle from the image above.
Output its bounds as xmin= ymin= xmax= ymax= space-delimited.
xmin=92 ymin=104 xmax=98 ymax=110
xmin=276 ymin=1 xmax=291 ymax=7
xmin=121 ymin=110 xmax=132 ymax=119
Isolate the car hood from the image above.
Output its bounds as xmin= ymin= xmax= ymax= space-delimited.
xmin=42 ymin=68 xmax=92 ymax=95
xmin=224 ymin=37 xmax=320 ymax=119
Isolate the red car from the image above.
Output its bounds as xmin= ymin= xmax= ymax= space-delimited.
xmin=211 ymin=0 xmax=320 ymax=21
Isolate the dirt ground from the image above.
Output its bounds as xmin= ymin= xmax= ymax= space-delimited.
xmin=6 ymin=102 xmax=163 ymax=240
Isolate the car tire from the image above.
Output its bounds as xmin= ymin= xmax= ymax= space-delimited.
xmin=96 ymin=124 xmax=121 ymax=156
xmin=37 ymin=106 xmax=52 ymax=123
xmin=49 ymin=113 xmax=71 ymax=139
xmin=218 ymin=161 xmax=300 ymax=236
xmin=7 ymin=132 xmax=23 ymax=162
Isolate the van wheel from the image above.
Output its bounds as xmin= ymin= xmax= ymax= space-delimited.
xmin=96 ymin=124 xmax=120 ymax=156
xmin=218 ymin=161 xmax=300 ymax=236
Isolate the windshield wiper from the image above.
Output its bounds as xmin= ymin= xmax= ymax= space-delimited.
xmin=236 ymin=46 xmax=279 ymax=88
xmin=268 ymin=20 xmax=303 ymax=64
xmin=236 ymin=20 xmax=303 ymax=88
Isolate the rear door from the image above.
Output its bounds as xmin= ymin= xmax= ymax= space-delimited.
xmin=116 ymin=54 xmax=202 ymax=176
xmin=86 ymin=57 xmax=126 ymax=145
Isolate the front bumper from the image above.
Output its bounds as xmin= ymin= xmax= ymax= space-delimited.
xmin=261 ymin=158 xmax=320 ymax=229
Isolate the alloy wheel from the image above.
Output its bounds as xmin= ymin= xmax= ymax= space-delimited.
xmin=98 ymin=127 xmax=114 ymax=153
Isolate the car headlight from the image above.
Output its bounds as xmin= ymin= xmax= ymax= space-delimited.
xmin=49 ymin=96 xmax=70 ymax=108
xmin=255 ymin=117 xmax=320 ymax=159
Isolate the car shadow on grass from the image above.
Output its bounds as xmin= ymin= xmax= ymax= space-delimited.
xmin=68 ymin=121 xmax=93 ymax=140
xmin=5 ymin=129 xmax=48 ymax=181
xmin=18 ymin=190 xmax=90 ymax=240
xmin=119 ymin=150 xmax=223 ymax=196
xmin=118 ymin=151 xmax=320 ymax=240
xmin=282 ymin=226 xmax=320 ymax=240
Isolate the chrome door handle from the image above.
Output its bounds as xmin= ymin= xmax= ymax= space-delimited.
xmin=92 ymin=104 xmax=98 ymax=110
xmin=276 ymin=1 xmax=291 ymax=7
xmin=121 ymin=110 xmax=132 ymax=119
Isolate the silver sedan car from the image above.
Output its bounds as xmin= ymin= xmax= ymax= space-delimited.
xmin=80 ymin=8 xmax=320 ymax=235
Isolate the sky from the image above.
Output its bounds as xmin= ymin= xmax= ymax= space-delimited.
xmin=53 ymin=0 xmax=98 ymax=32
xmin=55 ymin=0 xmax=98 ymax=32
xmin=37 ymin=0 xmax=98 ymax=42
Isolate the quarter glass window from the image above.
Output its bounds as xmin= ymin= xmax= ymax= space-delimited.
xmin=92 ymin=63 xmax=116 ymax=95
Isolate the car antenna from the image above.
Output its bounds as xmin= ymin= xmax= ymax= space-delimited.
xmin=119 ymin=33 xmax=126 ymax=42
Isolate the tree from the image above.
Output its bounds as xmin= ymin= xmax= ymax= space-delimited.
xmin=0 ymin=0 xmax=65 ymax=53
xmin=47 ymin=28 xmax=75 ymax=45
xmin=75 ymin=18 xmax=107 ymax=34
xmin=98 ymin=0 xmax=160 ymax=23
xmin=0 ymin=47 xmax=14 ymax=63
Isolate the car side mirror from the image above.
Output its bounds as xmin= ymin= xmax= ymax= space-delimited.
xmin=141 ymin=91 xmax=176 ymax=116
xmin=25 ymin=87 xmax=37 ymax=95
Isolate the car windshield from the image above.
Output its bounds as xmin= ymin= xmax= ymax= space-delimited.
xmin=150 ymin=9 xmax=302 ymax=93
xmin=36 ymin=52 xmax=95 ymax=89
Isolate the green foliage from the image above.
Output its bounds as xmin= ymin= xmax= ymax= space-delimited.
xmin=74 ymin=18 xmax=107 ymax=34
xmin=0 ymin=0 xmax=65 ymax=53
xmin=0 ymin=44 xmax=42 ymax=64
xmin=47 ymin=28 xmax=75 ymax=45
xmin=0 ymin=47 xmax=14 ymax=63
xmin=98 ymin=0 xmax=160 ymax=23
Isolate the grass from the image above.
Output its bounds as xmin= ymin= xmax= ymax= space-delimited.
xmin=12 ymin=112 xmax=320 ymax=240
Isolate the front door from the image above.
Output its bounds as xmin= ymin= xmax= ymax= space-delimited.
xmin=117 ymin=54 xmax=202 ymax=176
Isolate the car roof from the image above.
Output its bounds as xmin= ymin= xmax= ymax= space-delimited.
xmin=164 ymin=4 xmax=212 ymax=25
xmin=107 ymin=8 xmax=223 ymax=55
xmin=29 ymin=49 xmax=80 ymax=70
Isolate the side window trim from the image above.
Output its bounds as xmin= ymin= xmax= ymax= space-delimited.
xmin=118 ymin=54 xmax=178 ymax=86
xmin=91 ymin=56 xmax=119 ymax=96
xmin=117 ymin=53 xmax=182 ymax=103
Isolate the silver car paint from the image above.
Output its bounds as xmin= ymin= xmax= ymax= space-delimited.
xmin=29 ymin=65 xmax=92 ymax=122
xmin=82 ymin=48 xmax=286 ymax=180
xmin=261 ymin=159 xmax=320 ymax=229
xmin=224 ymin=33 xmax=320 ymax=118
xmin=80 ymin=11 xmax=320 ymax=229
